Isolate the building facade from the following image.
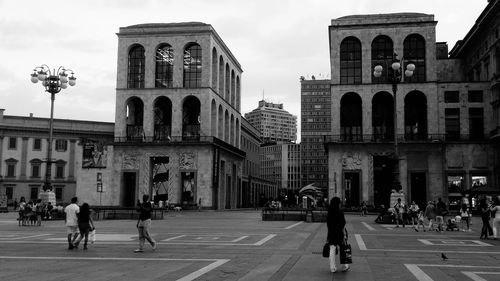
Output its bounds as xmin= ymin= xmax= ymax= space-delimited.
xmin=300 ymin=78 xmax=331 ymax=190
xmin=106 ymin=22 xmax=245 ymax=209
xmin=261 ymin=142 xmax=301 ymax=198
xmin=325 ymin=10 xmax=499 ymax=209
xmin=245 ymin=100 xmax=297 ymax=143
xmin=240 ymin=118 xmax=277 ymax=207
xmin=0 ymin=109 xmax=114 ymax=205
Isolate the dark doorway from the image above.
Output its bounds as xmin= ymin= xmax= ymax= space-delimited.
xmin=344 ymin=172 xmax=360 ymax=208
xmin=225 ymin=175 xmax=232 ymax=209
xmin=373 ymin=156 xmax=394 ymax=207
xmin=122 ymin=172 xmax=136 ymax=207
xmin=410 ymin=172 xmax=427 ymax=207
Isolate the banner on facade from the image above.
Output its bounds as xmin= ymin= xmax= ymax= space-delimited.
xmin=82 ymin=140 xmax=107 ymax=168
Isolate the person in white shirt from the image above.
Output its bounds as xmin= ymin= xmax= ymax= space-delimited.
xmin=64 ymin=197 xmax=80 ymax=250
xmin=490 ymin=197 xmax=500 ymax=240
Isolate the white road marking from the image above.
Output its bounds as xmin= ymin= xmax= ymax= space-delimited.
xmin=462 ymin=271 xmax=500 ymax=281
xmin=405 ymin=264 xmax=500 ymax=281
xmin=10 ymin=234 xmax=51 ymax=240
xmin=405 ymin=264 xmax=434 ymax=281
xmin=162 ymin=235 xmax=186 ymax=241
xmin=254 ymin=234 xmax=277 ymax=246
xmin=231 ymin=236 xmax=248 ymax=242
xmin=361 ymin=222 xmax=375 ymax=231
xmin=418 ymin=239 xmax=491 ymax=246
xmin=46 ymin=234 xmax=136 ymax=241
xmin=284 ymin=222 xmax=303 ymax=229
xmin=0 ymin=256 xmax=229 ymax=281
xmin=354 ymin=234 xmax=367 ymax=250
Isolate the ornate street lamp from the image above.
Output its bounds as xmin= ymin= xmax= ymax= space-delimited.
xmin=30 ymin=65 xmax=76 ymax=192
xmin=373 ymin=53 xmax=415 ymax=191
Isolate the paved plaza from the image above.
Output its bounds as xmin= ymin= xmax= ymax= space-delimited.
xmin=1 ymin=210 xmax=499 ymax=281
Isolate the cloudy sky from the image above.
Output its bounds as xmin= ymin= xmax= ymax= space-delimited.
xmin=0 ymin=0 xmax=488 ymax=141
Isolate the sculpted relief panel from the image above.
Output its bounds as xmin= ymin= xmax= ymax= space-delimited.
xmin=341 ymin=152 xmax=362 ymax=170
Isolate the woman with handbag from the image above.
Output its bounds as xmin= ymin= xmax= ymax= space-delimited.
xmin=326 ymin=196 xmax=349 ymax=273
xmin=72 ymin=203 xmax=95 ymax=250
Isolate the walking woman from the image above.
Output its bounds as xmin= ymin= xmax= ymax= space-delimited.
xmin=489 ymin=197 xmax=500 ymax=240
xmin=72 ymin=203 xmax=95 ymax=250
xmin=326 ymin=196 xmax=349 ymax=273
xmin=479 ymin=198 xmax=493 ymax=239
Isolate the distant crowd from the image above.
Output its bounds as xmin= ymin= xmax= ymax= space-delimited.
xmin=15 ymin=196 xmax=64 ymax=226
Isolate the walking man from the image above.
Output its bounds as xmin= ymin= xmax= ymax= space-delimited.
xmin=134 ymin=194 xmax=157 ymax=253
xmin=64 ymin=197 xmax=80 ymax=250
xmin=394 ymin=198 xmax=405 ymax=228
xmin=436 ymin=198 xmax=447 ymax=232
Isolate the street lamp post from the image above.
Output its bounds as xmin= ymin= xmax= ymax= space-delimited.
xmin=30 ymin=65 xmax=76 ymax=192
xmin=373 ymin=53 xmax=415 ymax=191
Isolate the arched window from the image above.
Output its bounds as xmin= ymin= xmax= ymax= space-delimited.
xmin=404 ymin=34 xmax=426 ymax=82
xmin=340 ymin=92 xmax=362 ymax=140
xmin=182 ymin=96 xmax=201 ymax=140
xmin=235 ymin=118 xmax=240 ymax=148
xmin=225 ymin=64 xmax=230 ymax=101
xmin=231 ymin=70 xmax=235 ymax=107
xmin=155 ymin=44 xmax=174 ymax=88
xmin=126 ymin=97 xmax=144 ymax=141
xmin=212 ymin=48 xmax=218 ymax=90
xmin=224 ymin=110 xmax=229 ymax=142
xmin=219 ymin=56 xmax=224 ymax=95
xmin=218 ymin=105 xmax=224 ymax=139
xmin=230 ymin=114 xmax=235 ymax=145
xmin=236 ymin=76 xmax=241 ymax=111
xmin=183 ymin=43 xmax=202 ymax=88
xmin=211 ymin=99 xmax=217 ymax=136
xmin=128 ymin=45 xmax=145 ymax=88
xmin=372 ymin=91 xmax=394 ymax=140
xmin=404 ymin=91 xmax=427 ymax=140
xmin=340 ymin=37 xmax=362 ymax=85
xmin=153 ymin=97 xmax=172 ymax=141
xmin=371 ymin=35 xmax=393 ymax=84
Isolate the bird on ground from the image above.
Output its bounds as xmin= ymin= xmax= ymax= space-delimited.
xmin=441 ymin=253 xmax=448 ymax=261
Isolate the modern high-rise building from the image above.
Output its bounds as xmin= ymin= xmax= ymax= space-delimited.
xmin=244 ymin=100 xmax=297 ymax=143
xmin=324 ymin=5 xmax=499 ymax=209
xmin=300 ymin=78 xmax=331 ymax=190
xmin=260 ymin=142 xmax=301 ymax=197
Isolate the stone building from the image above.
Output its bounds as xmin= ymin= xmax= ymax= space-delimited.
xmin=325 ymin=8 xmax=499 ymax=208
xmin=108 ymin=22 xmax=245 ymax=209
xmin=300 ymin=78 xmax=331 ymax=190
xmin=0 ymin=109 xmax=114 ymax=204
xmin=240 ymin=118 xmax=276 ymax=207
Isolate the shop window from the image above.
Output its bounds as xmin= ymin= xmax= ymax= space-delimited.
xmin=471 ymin=175 xmax=487 ymax=188
xmin=447 ymin=174 xmax=464 ymax=193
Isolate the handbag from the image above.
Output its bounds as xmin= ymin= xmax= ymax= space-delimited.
xmin=339 ymin=229 xmax=352 ymax=264
xmin=89 ymin=228 xmax=96 ymax=244
xmin=322 ymin=242 xmax=330 ymax=258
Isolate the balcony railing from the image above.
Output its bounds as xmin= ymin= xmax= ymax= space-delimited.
xmin=324 ymin=133 xmax=494 ymax=144
xmin=182 ymin=124 xmax=200 ymax=141
xmin=126 ymin=125 xmax=144 ymax=141
xmin=154 ymin=125 xmax=171 ymax=141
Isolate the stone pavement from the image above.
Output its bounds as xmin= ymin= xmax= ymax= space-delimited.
xmin=0 ymin=210 xmax=499 ymax=280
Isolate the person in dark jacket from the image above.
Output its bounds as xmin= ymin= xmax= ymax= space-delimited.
xmin=134 ymin=194 xmax=157 ymax=252
xmin=480 ymin=198 xmax=493 ymax=239
xmin=326 ymin=196 xmax=349 ymax=273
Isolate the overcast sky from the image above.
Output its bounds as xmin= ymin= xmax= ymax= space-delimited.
xmin=0 ymin=0 xmax=488 ymax=142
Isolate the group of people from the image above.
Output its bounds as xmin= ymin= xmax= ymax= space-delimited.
xmin=479 ymin=197 xmax=500 ymax=240
xmin=16 ymin=197 xmax=55 ymax=226
xmin=64 ymin=197 xmax=95 ymax=250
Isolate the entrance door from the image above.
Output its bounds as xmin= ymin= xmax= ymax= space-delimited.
xmin=373 ymin=156 xmax=393 ymax=207
xmin=225 ymin=175 xmax=232 ymax=209
xmin=410 ymin=172 xmax=427 ymax=207
xmin=122 ymin=172 xmax=136 ymax=207
xmin=344 ymin=172 xmax=360 ymax=208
